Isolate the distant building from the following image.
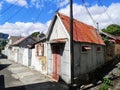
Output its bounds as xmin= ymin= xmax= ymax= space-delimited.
xmin=7 ymin=36 xmax=21 ymax=46
xmin=0 ymin=32 xmax=9 ymax=40
xmin=12 ymin=36 xmax=37 ymax=48
xmin=100 ymin=31 xmax=120 ymax=62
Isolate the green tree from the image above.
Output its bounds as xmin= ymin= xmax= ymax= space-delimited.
xmin=102 ymin=24 xmax=120 ymax=36
xmin=30 ymin=32 xmax=40 ymax=37
xmin=30 ymin=32 xmax=45 ymax=38
xmin=0 ymin=40 xmax=7 ymax=53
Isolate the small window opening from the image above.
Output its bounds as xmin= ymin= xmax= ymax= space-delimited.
xmin=82 ymin=46 xmax=91 ymax=52
xmin=96 ymin=47 xmax=101 ymax=51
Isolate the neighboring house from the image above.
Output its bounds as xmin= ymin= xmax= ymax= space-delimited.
xmin=44 ymin=12 xmax=105 ymax=84
xmin=3 ymin=35 xmax=37 ymax=64
xmin=6 ymin=36 xmax=21 ymax=47
xmin=12 ymin=36 xmax=37 ymax=48
xmin=10 ymin=36 xmax=37 ymax=64
xmin=100 ymin=32 xmax=120 ymax=62
xmin=3 ymin=36 xmax=21 ymax=56
xmin=100 ymin=31 xmax=120 ymax=44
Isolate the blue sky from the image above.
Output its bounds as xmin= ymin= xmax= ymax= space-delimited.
xmin=0 ymin=0 xmax=120 ymax=36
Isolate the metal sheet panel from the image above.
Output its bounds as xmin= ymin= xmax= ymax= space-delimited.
xmin=58 ymin=13 xmax=105 ymax=45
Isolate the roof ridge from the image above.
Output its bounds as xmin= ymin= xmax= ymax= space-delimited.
xmin=58 ymin=13 xmax=95 ymax=29
xmin=57 ymin=12 xmax=105 ymax=45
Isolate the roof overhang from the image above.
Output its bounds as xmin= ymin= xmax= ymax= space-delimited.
xmin=49 ymin=38 xmax=67 ymax=43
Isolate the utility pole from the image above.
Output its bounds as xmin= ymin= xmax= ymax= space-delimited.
xmin=96 ymin=22 xmax=99 ymax=32
xmin=70 ymin=0 xmax=76 ymax=89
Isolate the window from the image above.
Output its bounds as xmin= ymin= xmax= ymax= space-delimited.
xmin=35 ymin=43 xmax=44 ymax=56
xmin=82 ymin=46 xmax=91 ymax=52
xmin=40 ymin=43 xmax=44 ymax=56
xmin=96 ymin=46 xmax=101 ymax=51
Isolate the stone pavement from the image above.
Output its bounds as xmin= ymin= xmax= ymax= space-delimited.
xmin=0 ymin=59 xmax=69 ymax=90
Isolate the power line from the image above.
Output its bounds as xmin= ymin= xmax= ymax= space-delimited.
xmin=1 ymin=0 xmax=20 ymax=15
xmin=34 ymin=1 xmax=60 ymax=22
xmin=97 ymin=0 xmax=114 ymax=24
xmin=0 ymin=0 xmax=30 ymax=24
xmin=2 ymin=7 xmax=23 ymax=23
xmin=81 ymin=0 xmax=96 ymax=26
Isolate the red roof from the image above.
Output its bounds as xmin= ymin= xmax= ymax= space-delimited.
xmin=58 ymin=13 xmax=105 ymax=45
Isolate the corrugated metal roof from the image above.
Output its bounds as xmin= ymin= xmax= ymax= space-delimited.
xmin=100 ymin=31 xmax=120 ymax=44
xmin=58 ymin=13 xmax=105 ymax=45
xmin=12 ymin=36 xmax=37 ymax=46
xmin=12 ymin=37 xmax=26 ymax=45
xmin=101 ymin=31 xmax=120 ymax=40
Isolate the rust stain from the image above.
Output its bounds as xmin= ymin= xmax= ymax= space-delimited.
xmin=58 ymin=13 xmax=105 ymax=45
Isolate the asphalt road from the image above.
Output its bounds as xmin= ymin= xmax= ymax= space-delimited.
xmin=0 ymin=58 xmax=69 ymax=90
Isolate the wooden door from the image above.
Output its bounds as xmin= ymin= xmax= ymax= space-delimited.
xmin=52 ymin=44 xmax=60 ymax=81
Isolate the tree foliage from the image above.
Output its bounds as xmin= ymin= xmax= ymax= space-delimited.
xmin=30 ymin=32 xmax=45 ymax=38
xmin=102 ymin=24 xmax=120 ymax=36
xmin=0 ymin=40 xmax=7 ymax=53
xmin=30 ymin=32 xmax=40 ymax=37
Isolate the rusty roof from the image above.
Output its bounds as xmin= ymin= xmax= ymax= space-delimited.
xmin=58 ymin=13 xmax=105 ymax=45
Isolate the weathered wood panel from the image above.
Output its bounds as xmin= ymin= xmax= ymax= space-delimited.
xmin=74 ymin=42 xmax=104 ymax=78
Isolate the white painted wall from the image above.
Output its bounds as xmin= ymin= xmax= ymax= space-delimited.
xmin=31 ymin=48 xmax=47 ymax=74
xmin=50 ymin=18 xmax=68 ymax=40
xmin=22 ymin=49 xmax=29 ymax=66
xmin=47 ymin=17 xmax=71 ymax=84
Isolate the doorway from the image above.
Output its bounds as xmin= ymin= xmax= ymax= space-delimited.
xmin=52 ymin=44 xmax=61 ymax=81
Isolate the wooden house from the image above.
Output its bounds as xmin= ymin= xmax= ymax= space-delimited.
xmin=45 ymin=12 xmax=105 ymax=84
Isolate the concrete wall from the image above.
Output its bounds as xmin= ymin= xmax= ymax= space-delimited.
xmin=24 ymin=49 xmax=28 ymax=66
xmin=31 ymin=48 xmax=42 ymax=72
xmin=31 ymin=44 xmax=47 ymax=74
xmin=7 ymin=47 xmax=19 ymax=61
xmin=3 ymin=47 xmax=32 ymax=67
xmin=2 ymin=44 xmax=47 ymax=74
xmin=17 ymin=48 xmax=24 ymax=64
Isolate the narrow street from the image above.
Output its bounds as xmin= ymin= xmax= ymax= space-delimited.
xmin=0 ymin=57 xmax=69 ymax=90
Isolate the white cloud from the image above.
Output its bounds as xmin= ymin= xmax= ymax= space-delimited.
xmin=0 ymin=2 xmax=120 ymax=37
xmin=0 ymin=21 xmax=51 ymax=36
xmin=5 ymin=0 xmax=28 ymax=7
xmin=29 ymin=0 xmax=69 ymax=9
xmin=0 ymin=1 xmax=3 ymax=10
xmin=59 ymin=3 xmax=120 ymax=29
xmin=30 ymin=0 xmax=44 ymax=9
xmin=58 ymin=0 xmax=69 ymax=7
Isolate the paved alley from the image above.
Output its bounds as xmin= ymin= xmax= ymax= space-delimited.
xmin=0 ymin=58 xmax=69 ymax=90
